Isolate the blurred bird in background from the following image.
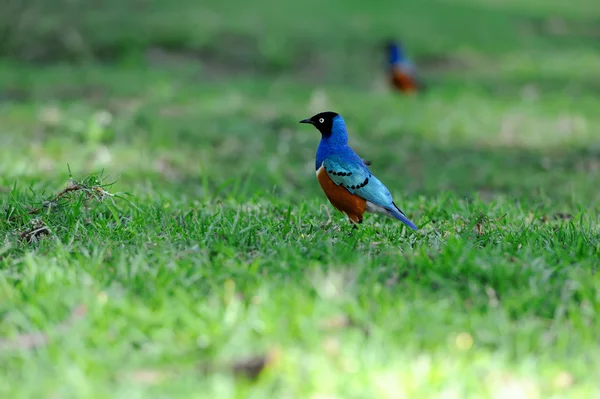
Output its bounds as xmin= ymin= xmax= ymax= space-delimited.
xmin=386 ymin=40 xmax=423 ymax=93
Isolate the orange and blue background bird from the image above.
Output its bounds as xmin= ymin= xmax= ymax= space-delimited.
xmin=386 ymin=40 xmax=422 ymax=93
xmin=299 ymin=111 xmax=418 ymax=230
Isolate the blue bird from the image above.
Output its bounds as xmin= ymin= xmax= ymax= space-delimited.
xmin=299 ymin=111 xmax=418 ymax=230
xmin=386 ymin=40 xmax=422 ymax=93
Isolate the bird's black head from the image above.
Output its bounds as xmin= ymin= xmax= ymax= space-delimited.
xmin=299 ymin=111 xmax=339 ymax=136
xmin=384 ymin=39 xmax=401 ymax=51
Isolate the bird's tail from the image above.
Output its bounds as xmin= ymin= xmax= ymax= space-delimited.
xmin=387 ymin=202 xmax=418 ymax=231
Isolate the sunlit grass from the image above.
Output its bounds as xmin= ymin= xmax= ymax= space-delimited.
xmin=0 ymin=0 xmax=599 ymax=397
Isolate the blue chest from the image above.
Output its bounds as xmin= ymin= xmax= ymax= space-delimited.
xmin=315 ymin=139 xmax=332 ymax=170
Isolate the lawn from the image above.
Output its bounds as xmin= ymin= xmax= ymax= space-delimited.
xmin=0 ymin=0 xmax=599 ymax=397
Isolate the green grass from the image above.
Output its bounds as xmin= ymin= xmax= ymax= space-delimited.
xmin=1 ymin=0 xmax=599 ymax=397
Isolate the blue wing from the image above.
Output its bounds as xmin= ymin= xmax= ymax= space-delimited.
xmin=393 ymin=60 xmax=426 ymax=90
xmin=322 ymin=152 xmax=417 ymax=230
xmin=323 ymin=153 xmax=390 ymax=206
xmin=396 ymin=59 xmax=416 ymax=75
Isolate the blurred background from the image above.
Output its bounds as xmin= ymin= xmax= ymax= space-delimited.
xmin=0 ymin=0 xmax=599 ymax=205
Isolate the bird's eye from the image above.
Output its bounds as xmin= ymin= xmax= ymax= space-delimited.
xmin=319 ymin=118 xmax=324 ymax=123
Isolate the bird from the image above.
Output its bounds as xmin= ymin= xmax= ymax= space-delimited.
xmin=299 ymin=111 xmax=418 ymax=230
xmin=386 ymin=40 xmax=422 ymax=93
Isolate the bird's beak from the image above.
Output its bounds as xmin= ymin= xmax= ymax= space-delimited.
xmin=299 ymin=118 xmax=313 ymax=125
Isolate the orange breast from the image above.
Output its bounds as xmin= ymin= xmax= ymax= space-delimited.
xmin=391 ymin=69 xmax=418 ymax=92
xmin=317 ymin=166 xmax=366 ymax=223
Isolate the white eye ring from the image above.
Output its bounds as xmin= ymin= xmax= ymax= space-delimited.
xmin=319 ymin=118 xmax=324 ymax=123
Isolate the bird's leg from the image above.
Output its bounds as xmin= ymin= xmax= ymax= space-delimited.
xmin=347 ymin=214 xmax=361 ymax=233
xmin=347 ymin=214 xmax=360 ymax=225
xmin=345 ymin=221 xmax=358 ymax=237
xmin=342 ymin=214 xmax=354 ymax=233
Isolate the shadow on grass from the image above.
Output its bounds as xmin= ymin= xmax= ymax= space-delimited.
xmin=117 ymin=136 xmax=600 ymax=207
xmin=395 ymin=142 xmax=600 ymax=203
xmin=2 ymin=0 xmax=599 ymax=96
